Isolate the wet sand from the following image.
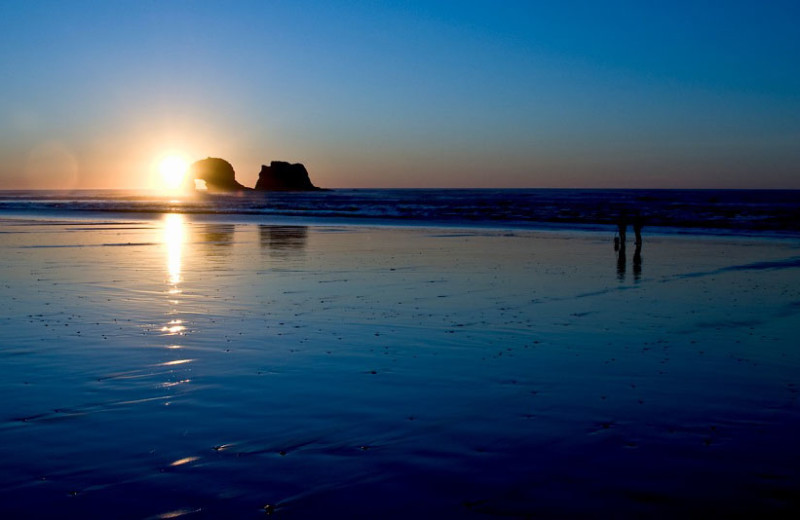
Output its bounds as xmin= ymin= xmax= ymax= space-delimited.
xmin=1 ymin=215 xmax=799 ymax=518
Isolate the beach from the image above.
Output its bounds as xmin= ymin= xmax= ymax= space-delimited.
xmin=1 ymin=214 xmax=799 ymax=518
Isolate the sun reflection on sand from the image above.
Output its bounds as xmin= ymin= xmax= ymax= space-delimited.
xmin=163 ymin=213 xmax=186 ymax=289
xmin=161 ymin=379 xmax=192 ymax=388
xmin=169 ymin=456 xmax=199 ymax=467
xmin=160 ymin=214 xmax=191 ymax=387
xmin=157 ymin=359 xmax=194 ymax=367
xmin=161 ymin=318 xmax=185 ymax=335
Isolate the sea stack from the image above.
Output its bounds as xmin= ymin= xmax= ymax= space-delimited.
xmin=255 ymin=161 xmax=320 ymax=191
xmin=188 ymin=158 xmax=249 ymax=192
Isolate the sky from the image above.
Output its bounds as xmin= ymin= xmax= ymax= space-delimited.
xmin=1 ymin=0 xmax=799 ymax=189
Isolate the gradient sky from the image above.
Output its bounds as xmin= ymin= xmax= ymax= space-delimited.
xmin=1 ymin=0 xmax=798 ymax=189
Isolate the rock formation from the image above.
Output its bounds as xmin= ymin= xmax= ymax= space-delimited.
xmin=188 ymin=158 xmax=249 ymax=192
xmin=187 ymin=158 xmax=321 ymax=192
xmin=254 ymin=161 xmax=320 ymax=191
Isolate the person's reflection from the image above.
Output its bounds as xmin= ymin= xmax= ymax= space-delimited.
xmin=614 ymin=212 xmax=644 ymax=281
xmin=632 ymin=214 xmax=643 ymax=282
xmin=259 ymin=225 xmax=308 ymax=256
xmin=632 ymin=243 xmax=642 ymax=281
xmin=616 ymin=242 xmax=626 ymax=280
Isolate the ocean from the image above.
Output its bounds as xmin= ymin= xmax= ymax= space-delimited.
xmin=2 ymin=188 xmax=800 ymax=235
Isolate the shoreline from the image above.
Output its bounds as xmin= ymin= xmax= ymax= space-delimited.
xmin=3 ymin=209 xmax=800 ymax=241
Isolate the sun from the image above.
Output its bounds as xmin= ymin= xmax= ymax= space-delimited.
xmin=158 ymin=155 xmax=189 ymax=190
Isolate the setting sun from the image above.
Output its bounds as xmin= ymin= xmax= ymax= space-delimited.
xmin=158 ymin=156 xmax=189 ymax=190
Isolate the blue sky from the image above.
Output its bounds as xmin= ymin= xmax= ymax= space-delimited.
xmin=1 ymin=0 xmax=798 ymax=188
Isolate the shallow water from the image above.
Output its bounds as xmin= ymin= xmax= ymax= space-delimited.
xmin=1 ymin=215 xmax=799 ymax=518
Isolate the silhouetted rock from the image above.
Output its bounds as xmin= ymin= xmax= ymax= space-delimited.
xmin=255 ymin=161 xmax=320 ymax=191
xmin=189 ymin=158 xmax=249 ymax=192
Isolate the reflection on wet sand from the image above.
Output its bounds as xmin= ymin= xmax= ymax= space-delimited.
xmin=161 ymin=214 xmax=187 ymax=339
xmin=163 ymin=213 xmax=186 ymax=288
xmin=158 ymin=214 xmax=193 ymax=398
xmin=259 ymin=225 xmax=308 ymax=256
xmin=3 ymin=218 xmax=799 ymax=518
xmin=633 ymin=244 xmax=642 ymax=281
xmin=615 ymin=242 xmax=643 ymax=281
xmin=201 ymin=223 xmax=235 ymax=247
xmin=161 ymin=318 xmax=186 ymax=335
xmin=616 ymin=244 xmax=626 ymax=280
xmin=197 ymin=223 xmax=235 ymax=264
xmin=614 ymin=214 xmax=643 ymax=282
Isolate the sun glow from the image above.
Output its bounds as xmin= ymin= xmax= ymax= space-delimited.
xmin=158 ymin=156 xmax=189 ymax=190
